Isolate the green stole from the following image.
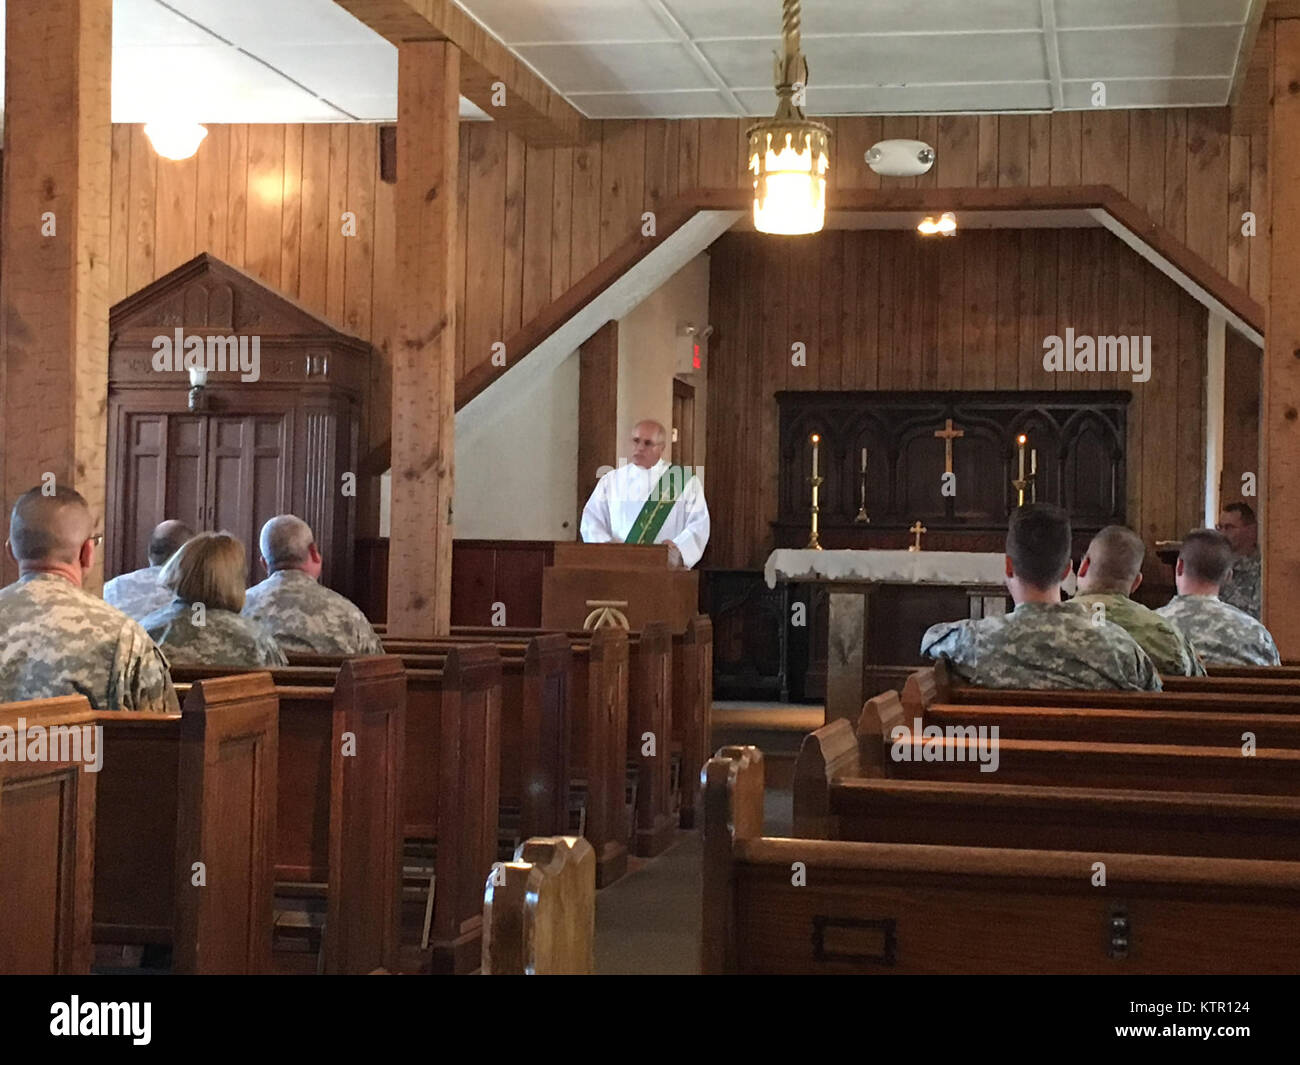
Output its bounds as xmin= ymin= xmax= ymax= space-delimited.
xmin=626 ymin=464 xmax=695 ymax=545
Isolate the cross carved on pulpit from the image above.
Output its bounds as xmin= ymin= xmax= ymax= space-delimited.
xmin=908 ymin=521 xmax=927 ymax=552
xmin=933 ymin=418 xmax=964 ymax=474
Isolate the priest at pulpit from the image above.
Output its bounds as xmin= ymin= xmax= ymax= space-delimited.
xmin=921 ymin=504 xmax=1161 ymax=691
xmin=579 ymin=419 xmax=710 ymax=569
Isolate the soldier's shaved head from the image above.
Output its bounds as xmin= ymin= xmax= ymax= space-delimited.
xmin=1179 ymin=529 xmax=1234 ymax=587
xmin=8 ymin=486 xmax=94 ymax=565
xmin=1079 ymin=525 xmax=1146 ymax=595
xmin=148 ymin=519 xmax=194 ymax=567
xmin=1006 ymin=503 xmax=1072 ymax=591
xmin=260 ymin=514 xmax=317 ymax=573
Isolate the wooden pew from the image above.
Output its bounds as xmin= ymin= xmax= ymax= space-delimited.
xmin=94 ymin=674 xmax=278 ymax=974
xmin=452 ymin=621 xmax=686 ymax=857
xmin=0 ymin=697 xmax=99 ymax=974
xmin=321 ymin=634 xmax=570 ymax=843
xmin=386 ymin=629 xmax=629 ymax=886
xmin=905 ymin=661 xmax=1300 ymax=717
xmin=794 ymin=717 xmax=1300 ymax=860
xmin=860 ymin=689 xmax=1300 ymax=796
xmin=705 ymin=744 xmax=1300 ymax=974
xmin=170 ymin=659 xmax=406 ymax=974
xmin=482 ymin=835 xmax=596 ymax=974
xmin=672 ymin=616 xmax=713 ymax=830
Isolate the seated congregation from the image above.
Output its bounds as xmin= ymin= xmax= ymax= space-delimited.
xmin=2 ymin=486 xmax=1295 ymax=976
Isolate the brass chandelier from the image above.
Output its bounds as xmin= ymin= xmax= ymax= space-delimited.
xmin=746 ymin=0 xmax=831 ymax=235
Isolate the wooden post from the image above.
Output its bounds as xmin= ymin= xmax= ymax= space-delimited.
xmin=0 ymin=0 xmax=112 ymax=588
xmin=577 ymin=320 xmax=619 ymax=528
xmin=1265 ymin=16 xmax=1300 ymax=653
xmin=388 ymin=41 xmax=460 ymax=637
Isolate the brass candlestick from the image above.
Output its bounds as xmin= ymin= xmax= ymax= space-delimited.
xmin=807 ymin=474 xmax=824 ymax=549
xmin=1012 ymin=478 xmax=1028 ymax=507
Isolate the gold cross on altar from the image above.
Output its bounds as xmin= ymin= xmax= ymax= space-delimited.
xmin=933 ymin=418 xmax=964 ymax=474
xmin=908 ymin=520 xmax=927 ymax=552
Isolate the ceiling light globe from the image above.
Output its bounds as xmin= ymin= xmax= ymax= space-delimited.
xmin=144 ymin=121 xmax=209 ymax=161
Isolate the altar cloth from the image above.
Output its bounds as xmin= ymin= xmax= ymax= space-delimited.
xmin=764 ymin=549 xmax=1009 ymax=590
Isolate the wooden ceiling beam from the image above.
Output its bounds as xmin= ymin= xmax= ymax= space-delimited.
xmin=334 ymin=0 xmax=588 ymax=146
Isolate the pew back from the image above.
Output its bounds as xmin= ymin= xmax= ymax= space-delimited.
xmin=0 ymin=697 xmax=98 ymax=974
xmin=482 ymin=836 xmax=596 ymax=974
xmin=706 ymin=744 xmax=1300 ymax=974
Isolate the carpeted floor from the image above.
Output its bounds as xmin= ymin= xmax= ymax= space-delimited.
xmin=593 ymin=784 xmax=795 ymax=975
xmin=592 ymin=701 xmax=805 ymax=974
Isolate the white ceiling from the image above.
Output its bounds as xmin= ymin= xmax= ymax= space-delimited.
xmin=0 ymin=0 xmax=488 ymax=123
xmin=0 ymin=0 xmax=1261 ymax=123
xmin=459 ymin=0 xmax=1259 ymax=118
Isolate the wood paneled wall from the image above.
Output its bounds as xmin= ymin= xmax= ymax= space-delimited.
xmin=108 ymin=109 xmax=1265 ymax=536
xmin=704 ymin=228 xmax=1213 ymax=571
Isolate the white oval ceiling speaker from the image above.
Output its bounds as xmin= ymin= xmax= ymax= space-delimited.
xmin=865 ymin=139 xmax=936 ymax=178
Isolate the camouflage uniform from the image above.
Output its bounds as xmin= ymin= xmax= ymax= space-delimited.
xmin=921 ymin=601 xmax=1162 ymax=691
xmin=1218 ymin=550 xmax=1261 ymax=619
xmin=242 ymin=569 xmax=383 ymax=656
xmin=140 ymin=599 xmax=288 ymax=668
xmin=103 ymin=564 xmax=173 ymax=622
xmin=1156 ymin=594 xmax=1280 ymax=666
xmin=0 ymin=572 xmax=179 ymax=712
xmin=1068 ymin=593 xmax=1206 ymax=676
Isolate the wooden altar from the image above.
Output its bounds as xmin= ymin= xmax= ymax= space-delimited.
xmin=772 ymin=391 xmax=1131 ymax=704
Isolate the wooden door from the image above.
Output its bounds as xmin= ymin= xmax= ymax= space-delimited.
xmin=205 ymin=414 xmax=290 ymax=583
xmin=672 ymin=378 xmax=695 ymax=468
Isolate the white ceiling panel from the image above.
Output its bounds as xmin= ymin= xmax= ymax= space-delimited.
xmin=700 ymin=32 xmax=1049 ymax=89
xmin=664 ymin=0 xmax=1045 ymax=40
xmin=454 ymin=0 xmax=675 ymax=43
xmin=1058 ymin=25 xmax=1242 ymax=79
xmin=162 ymin=0 xmax=383 ymax=46
xmin=111 ymin=43 xmax=348 ymax=122
xmin=514 ymin=41 xmax=717 ymax=94
xmin=570 ymin=89 xmax=734 ymax=119
xmin=1054 ymin=0 xmax=1250 ymax=30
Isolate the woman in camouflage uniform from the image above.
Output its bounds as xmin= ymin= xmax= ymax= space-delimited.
xmin=140 ymin=532 xmax=286 ymax=668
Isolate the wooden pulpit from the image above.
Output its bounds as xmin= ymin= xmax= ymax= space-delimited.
xmin=541 ymin=543 xmax=699 ymax=631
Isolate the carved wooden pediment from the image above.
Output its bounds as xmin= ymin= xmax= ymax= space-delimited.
xmin=109 ymin=252 xmax=366 ymax=344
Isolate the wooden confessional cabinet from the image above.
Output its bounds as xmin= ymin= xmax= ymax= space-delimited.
xmin=106 ymin=253 xmax=370 ymax=598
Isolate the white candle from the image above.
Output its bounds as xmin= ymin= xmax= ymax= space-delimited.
xmin=811 ymin=434 xmax=819 ymax=478
xmin=860 ymin=447 xmax=867 ymax=473
xmin=1030 ymin=449 xmax=1037 ymax=476
xmin=1017 ymin=436 xmax=1026 ymax=480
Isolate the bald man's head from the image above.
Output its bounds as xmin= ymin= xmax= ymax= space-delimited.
xmin=260 ymin=514 xmax=321 ymax=578
xmin=1078 ymin=525 xmax=1146 ymax=595
xmin=630 ymin=419 xmax=668 ymax=469
xmin=148 ymin=519 xmax=194 ymax=566
xmin=8 ymin=486 xmax=94 ymax=566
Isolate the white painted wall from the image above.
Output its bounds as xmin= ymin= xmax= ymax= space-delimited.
xmin=380 ymin=350 xmax=581 ymax=540
xmin=616 ymin=253 xmax=711 ymax=469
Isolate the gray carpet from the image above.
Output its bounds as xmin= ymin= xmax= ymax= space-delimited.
xmin=592 ymin=788 xmax=793 ymax=975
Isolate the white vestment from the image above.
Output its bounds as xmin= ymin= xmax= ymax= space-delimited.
xmin=579 ymin=459 xmax=711 ymax=569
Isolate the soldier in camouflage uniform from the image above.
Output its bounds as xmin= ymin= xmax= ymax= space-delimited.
xmin=1216 ymin=502 xmax=1261 ymax=619
xmin=922 ymin=504 xmax=1161 ymax=691
xmin=102 ymin=518 xmax=194 ymax=621
xmin=1157 ymin=529 xmax=1279 ymax=666
xmin=139 ymin=532 xmax=286 ymax=668
xmin=243 ymin=514 xmax=383 ymax=656
xmin=0 ymin=486 xmax=178 ymax=712
xmin=1067 ymin=524 xmax=1205 ymax=676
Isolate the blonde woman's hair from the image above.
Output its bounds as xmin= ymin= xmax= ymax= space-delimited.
xmin=159 ymin=531 xmax=247 ymax=612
